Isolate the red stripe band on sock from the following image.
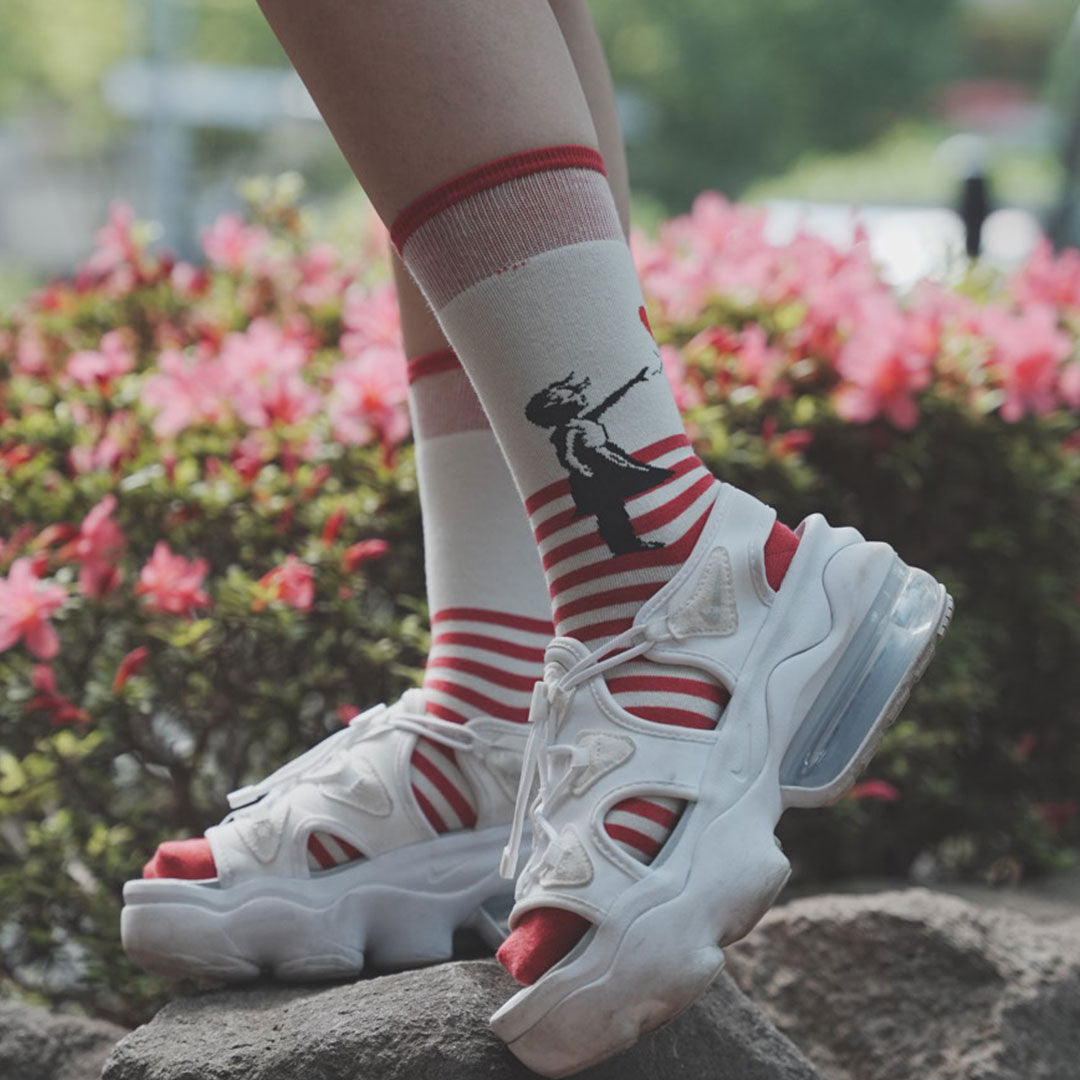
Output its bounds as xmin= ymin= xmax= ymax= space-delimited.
xmin=552 ymin=582 xmax=664 ymax=625
xmin=604 ymin=822 xmax=663 ymax=858
xmin=307 ymin=834 xmax=337 ymax=869
xmin=613 ymin=797 xmax=681 ymax=829
xmin=623 ymin=705 xmax=717 ymax=729
xmin=425 ymin=678 xmax=531 ymax=723
xmin=425 ymin=700 xmax=470 ymax=725
xmin=412 ymin=785 xmax=448 ymax=833
xmin=412 ymin=747 xmax=478 ymax=827
xmin=407 ymin=348 xmax=460 ymax=385
xmin=432 ymin=631 xmax=547 ymax=664
xmin=390 ymin=144 xmax=606 ymax=253
xmin=605 ymin=674 xmax=728 ymax=704
xmin=426 ymin=655 xmax=538 ymax=692
xmin=431 ymin=608 xmax=553 ymax=634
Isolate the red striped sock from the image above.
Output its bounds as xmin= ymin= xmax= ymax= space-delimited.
xmin=388 ymin=144 xmax=801 ymax=982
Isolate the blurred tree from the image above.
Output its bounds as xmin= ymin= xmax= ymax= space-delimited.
xmin=589 ymin=0 xmax=962 ymax=208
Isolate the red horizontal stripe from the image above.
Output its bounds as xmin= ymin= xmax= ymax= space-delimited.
xmin=424 ymin=699 xmax=469 ymax=725
xmin=605 ymin=674 xmax=729 ymax=705
xmin=407 ymin=348 xmax=459 ymax=384
xmin=411 ymin=749 xmax=477 ymax=828
xmin=623 ymin=704 xmax=717 ymax=730
xmin=573 ymin=616 xmax=635 ymax=642
xmin=425 ymin=678 xmax=531 ymax=723
xmin=426 ymin=654 xmax=537 ymax=692
xmin=524 ymin=435 xmax=693 ymax=515
xmin=334 ymin=835 xmax=364 ymax=861
xmin=637 ymin=433 xmax=690 ymax=462
xmin=307 ymin=834 xmax=337 ymax=870
xmin=542 ymin=470 xmax=713 ymax=573
xmin=432 ymin=607 xmax=553 ymax=635
xmin=412 ymin=784 xmax=448 ymax=833
xmin=432 ymin=631 xmax=546 ymax=664
xmin=525 ymin=477 xmax=571 ymax=516
xmin=604 ymin=822 xmax=663 ymax=858
xmin=613 ymin=797 xmax=681 ymax=830
xmin=549 ymin=506 xmax=712 ymax=597
xmin=554 ymin=582 xmax=663 ymax=625
xmin=532 ymin=455 xmax=698 ymax=545
xmin=390 ymin=144 xmax=606 ymax=252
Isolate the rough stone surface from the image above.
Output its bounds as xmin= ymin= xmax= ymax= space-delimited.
xmin=726 ymin=888 xmax=1080 ymax=1080
xmin=102 ymin=959 xmax=822 ymax=1080
xmin=0 ymin=1000 xmax=128 ymax=1080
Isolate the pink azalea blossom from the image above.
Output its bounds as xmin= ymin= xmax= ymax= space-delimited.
xmin=136 ymin=542 xmax=210 ymax=617
xmin=341 ymin=282 xmax=402 ymax=357
xmin=1011 ymin=238 xmax=1080 ymax=311
xmin=296 ymin=243 xmax=347 ymax=307
xmin=28 ymin=663 xmax=88 ymax=725
xmin=15 ymin=326 xmax=48 ymax=376
xmin=74 ymin=495 xmax=126 ymax=598
xmin=67 ymin=330 xmax=135 ymax=388
xmin=142 ymin=346 xmax=229 ymax=437
xmin=257 ymin=555 xmax=314 ymax=610
xmin=201 ymin=212 xmax=270 ymax=274
xmin=112 ymin=645 xmax=149 ymax=692
xmin=328 ymin=345 xmax=410 ymax=448
xmin=835 ymin=296 xmax=933 ymax=429
xmin=218 ymin=319 xmax=321 ymax=428
xmin=81 ymin=202 xmax=139 ymax=279
xmin=978 ymin=304 xmax=1072 ymax=421
xmin=0 ymin=557 xmax=68 ymax=659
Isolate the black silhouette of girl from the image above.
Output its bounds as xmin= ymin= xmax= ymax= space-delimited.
xmin=525 ymin=365 xmax=674 ymax=555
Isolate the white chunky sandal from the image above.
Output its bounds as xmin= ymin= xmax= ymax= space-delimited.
xmin=121 ymin=689 xmax=527 ymax=981
xmin=491 ymin=485 xmax=953 ymax=1077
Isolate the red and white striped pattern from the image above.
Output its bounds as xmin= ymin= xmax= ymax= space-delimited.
xmin=527 ymin=436 xmax=726 ymax=864
xmin=411 ymin=607 xmax=552 ymax=833
xmin=306 ymin=831 xmax=363 ymax=872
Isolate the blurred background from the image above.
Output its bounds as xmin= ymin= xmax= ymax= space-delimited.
xmin=1 ymin=0 xmax=1079 ymax=296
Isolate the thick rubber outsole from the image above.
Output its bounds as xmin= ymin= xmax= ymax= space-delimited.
xmin=122 ymin=824 xmax=515 ymax=982
xmin=491 ymin=554 xmax=953 ymax=1078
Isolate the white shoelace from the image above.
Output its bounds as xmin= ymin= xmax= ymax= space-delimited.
xmin=499 ymin=626 xmax=655 ymax=880
xmin=226 ymin=688 xmax=498 ymax=811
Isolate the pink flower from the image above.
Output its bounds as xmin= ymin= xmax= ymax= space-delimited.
xmin=67 ymin=330 xmax=135 ymax=388
xmin=112 ymin=645 xmax=149 ymax=692
xmin=15 ymin=326 xmax=48 ymax=376
xmin=74 ymin=495 xmax=126 ymax=598
xmin=321 ymin=507 xmax=346 ymax=545
xmin=978 ymin=304 xmax=1072 ymax=421
xmin=136 ymin=542 xmax=210 ymax=616
xmin=340 ymin=282 xmax=402 ymax=357
xmin=218 ymin=320 xmax=321 ymax=428
xmin=834 ymin=297 xmax=933 ymax=429
xmin=256 ymin=555 xmax=314 ymax=610
xmin=0 ymin=557 xmax=68 ymax=659
xmin=142 ymin=346 xmax=229 ymax=437
xmin=81 ymin=202 xmax=139 ymax=278
xmin=296 ymin=243 xmax=347 ymax=307
xmin=1011 ymin=238 xmax=1080 ymax=311
xmin=343 ymin=538 xmax=389 ymax=573
xmin=201 ymin=212 xmax=270 ymax=274
xmin=27 ymin=663 xmax=89 ymax=725
xmin=847 ymin=779 xmax=900 ymax=801
xmin=328 ymin=345 xmax=410 ymax=448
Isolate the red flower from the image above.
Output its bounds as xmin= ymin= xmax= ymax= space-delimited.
xmin=0 ymin=558 xmax=68 ymax=659
xmin=256 ymin=555 xmax=315 ymax=611
xmin=847 ymin=779 xmax=900 ymax=802
xmin=27 ymin=664 xmax=89 ymax=726
xmin=321 ymin=507 xmax=346 ymax=545
xmin=112 ymin=645 xmax=150 ymax=692
xmin=343 ymin=539 xmax=389 ymax=573
xmin=136 ymin=542 xmax=210 ymax=617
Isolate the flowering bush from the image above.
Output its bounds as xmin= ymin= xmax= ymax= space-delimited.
xmin=2 ymin=181 xmax=1078 ymax=1023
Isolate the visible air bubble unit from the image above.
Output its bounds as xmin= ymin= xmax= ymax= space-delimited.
xmin=779 ymin=560 xmax=946 ymax=797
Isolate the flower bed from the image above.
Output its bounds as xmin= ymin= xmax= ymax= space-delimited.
xmin=1 ymin=181 xmax=1078 ymax=1022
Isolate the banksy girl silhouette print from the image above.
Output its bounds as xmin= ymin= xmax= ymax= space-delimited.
xmin=525 ymin=307 xmax=675 ymax=555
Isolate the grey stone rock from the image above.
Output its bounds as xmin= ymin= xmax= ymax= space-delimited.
xmin=0 ymin=999 xmax=127 ymax=1080
xmin=102 ymin=959 xmax=822 ymax=1080
xmin=726 ymin=888 xmax=1080 ymax=1080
